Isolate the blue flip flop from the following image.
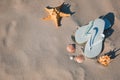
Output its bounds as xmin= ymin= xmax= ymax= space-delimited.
xmin=75 ymin=16 xmax=112 ymax=45
xmin=102 ymin=17 xmax=111 ymax=30
xmin=75 ymin=21 xmax=94 ymax=44
xmin=84 ymin=19 xmax=105 ymax=58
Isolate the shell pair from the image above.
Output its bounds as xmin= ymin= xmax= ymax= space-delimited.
xmin=66 ymin=44 xmax=85 ymax=63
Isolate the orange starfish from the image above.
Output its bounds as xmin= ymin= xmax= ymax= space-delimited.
xmin=42 ymin=3 xmax=70 ymax=28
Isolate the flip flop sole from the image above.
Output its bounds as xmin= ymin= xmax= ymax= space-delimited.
xmin=84 ymin=19 xmax=105 ymax=58
xmin=84 ymin=34 xmax=105 ymax=58
xmin=75 ymin=21 xmax=93 ymax=44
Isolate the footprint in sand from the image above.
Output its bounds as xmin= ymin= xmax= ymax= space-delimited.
xmin=3 ymin=20 xmax=17 ymax=47
xmin=70 ymin=67 xmax=85 ymax=80
xmin=45 ymin=66 xmax=85 ymax=80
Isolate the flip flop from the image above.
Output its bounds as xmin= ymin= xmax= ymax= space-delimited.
xmin=75 ymin=21 xmax=94 ymax=44
xmin=101 ymin=17 xmax=111 ymax=30
xmin=75 ymin=17 xmax=112 ymax=45
xmin=84 ymin=19 xmax=105 ymax=58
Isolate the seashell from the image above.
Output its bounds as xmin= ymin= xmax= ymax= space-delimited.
xmin=66 ymin=44 xmax=76 ymax=53
xmin=97 ymin=55 xmax=111 ymax=66
xmin=74 ymin=55 xmax=85 ymax=63
xmin=69 ymin=56 xmax=74 ymax=60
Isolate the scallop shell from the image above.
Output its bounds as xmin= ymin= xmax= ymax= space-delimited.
xmin=98 ymin=55 xmax=111 ymax=66
xmin=66 ymin=44 xmax=76 ymax=53
xmin=74 ymin=55 xmax=85 ymax=63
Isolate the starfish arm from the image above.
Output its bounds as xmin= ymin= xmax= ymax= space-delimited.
xmin=42 ymin=15 xmax=51 ymax=20
xmin=60 ymin=12 xmax=70 ymax=17
xmin=53 ymin=16 xmax=61 ymax=27
xmin=45 ymin=8 xmax=53 ymax=14
xmin=45 ymin=8 xmax=50 ymax=13
xmin=53 ymin=18 xmax=59 ymax=27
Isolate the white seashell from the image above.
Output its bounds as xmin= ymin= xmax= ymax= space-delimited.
xmin=69 ymin=56 xmax=74 ymax=60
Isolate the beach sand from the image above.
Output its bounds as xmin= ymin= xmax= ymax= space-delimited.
xmin=0 ymin=0 xmax=120 ymax=80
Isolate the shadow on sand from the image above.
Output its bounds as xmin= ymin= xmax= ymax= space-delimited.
xmin=99 ymin=12 xmax=115 ymax=38
xmin=104 ymin=48 xmax=120 ymax=59
xmin=60 ymin=2 xmax=75 ymax=15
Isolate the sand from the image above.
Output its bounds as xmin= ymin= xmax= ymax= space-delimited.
xmin=0 ymin=0 xmax=120 ymax=80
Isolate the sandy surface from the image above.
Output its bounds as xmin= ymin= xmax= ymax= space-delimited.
xmin=0 ymin=0 xmax=120 ymax=80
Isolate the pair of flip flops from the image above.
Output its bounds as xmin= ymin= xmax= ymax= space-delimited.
xmin=75 ymin=18 xmax=111 ymax=58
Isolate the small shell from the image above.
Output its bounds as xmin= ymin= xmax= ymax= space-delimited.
xmin=66 ymin=44 xmax=76 ymax=53
xmin=69 ymin=56 xmax=74 ymax=60
xmin=97 ymin=55 xmax=111 ymax=66
xmin=74 ymin=55 xmax=85 ymax=63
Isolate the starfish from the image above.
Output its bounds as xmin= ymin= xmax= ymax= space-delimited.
xmin=42 ymin=3 xmax=70 ymax=28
